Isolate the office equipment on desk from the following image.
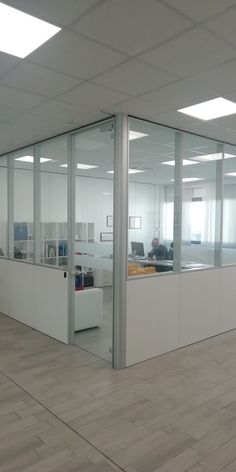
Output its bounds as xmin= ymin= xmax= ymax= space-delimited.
xmin=131 ymin=241 xmax=145 ymax=257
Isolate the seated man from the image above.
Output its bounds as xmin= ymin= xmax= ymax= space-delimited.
xmin=148 ymin=237 xmax=169 ymax=260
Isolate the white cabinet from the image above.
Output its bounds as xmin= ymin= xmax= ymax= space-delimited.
xmin=93 ymin=269 xmax=112 ymax=287
xmin=74 ymin=288 xmax=103 ymax=331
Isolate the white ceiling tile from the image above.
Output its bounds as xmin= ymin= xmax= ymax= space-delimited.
xmin=0 ymin=62 xmax=81 ymax=97
xmin=139 ymin=27 xmax=236 ymax=78
xmin=92 ymin=60 xmax=177 ymax=96
xmin=0 ymin=85 xmax=46 ymax=111
xmin=60 ymin=82 xmax=129 ymax=109
xmin=0 ymin=111 xmax=111 ymax=154
xmin=72 ymin=0 xmax=193 ymax=55
xmin=189 ymin=60 xmax=236 ymax=95
xmin=139 ymin=81 xmax=216 ymax=110
xmin=104 ymin=98 xmax=170 ymax=119
xmin=67 ymin=111 xmax=111 ymax=129
xmin=0 ymin=52 xmax=19 ymax=78
xmin=210 ymin=114 xmax=236 ymax=130
xmin=29 ymin=31 xmax=127 ymax=80
xmin=148 ymin=110 xmax=198 ymax=129
xmin=3 ymin=0 xmax=100 ymax=27
xmin=186 ymin=122 xmax=219 ymax=136
xmin=164 ymin=0 xmax=236 ymax=21
xmin=204 ymin=7 xmax=236 ymax=46
xmin=23 ymin=100 xmax=95 ymax=126
xmin=0 ymin=107 xmax=21 ymax=123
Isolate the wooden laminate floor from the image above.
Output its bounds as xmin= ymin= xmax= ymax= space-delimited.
xmin=1 ymin=313 xmax=236 ymax=471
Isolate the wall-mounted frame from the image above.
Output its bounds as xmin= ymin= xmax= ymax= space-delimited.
xmin=106 ymin=215 xmax=113 ymax=227
xmin=100 ymin=232 xmax=113 ymax=242
xmin=129 ymin=216 xmax=142 ymax=229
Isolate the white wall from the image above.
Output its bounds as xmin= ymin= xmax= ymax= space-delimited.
xmin=126 ymin=266 xmax=236 ymax=367
xmin=126 ymin=274 xmax=179 ymax=366
xmin=0 ymin=259 xmax=68 ymax=343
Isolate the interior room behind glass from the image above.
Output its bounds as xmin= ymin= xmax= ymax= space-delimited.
xmin=128 ymin=118 xmax=175 ymax=275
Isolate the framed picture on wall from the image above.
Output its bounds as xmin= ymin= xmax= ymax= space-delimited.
xmin=129 ymin=216 xmax=142 ymax=229
xmin=106 ymin=215 xmax=113 ymax=227
xmin=100 ymin=232 xmax=113 ymax=242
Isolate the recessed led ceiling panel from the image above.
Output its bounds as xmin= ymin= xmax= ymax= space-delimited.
xmin=0 ymin=2 xmax=61 ymax=58
xmin=178 ymin=97 xmax=236 ymax=121
xmin=162 ymin=159 xmax=198 ymax=166
xmin=15 ymin=156 xmax=52 ymax=163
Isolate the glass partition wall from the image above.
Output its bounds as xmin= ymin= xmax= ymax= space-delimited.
xmin=12 ymin=147 xmax=34 ymax=262
xmin=127 ymin=117 xmax=226 ymax=276
xmin=128 ymin=118 xmax=175 ymax=276
xmin=181 ymin=133 xmax=218 ymax=269
xmin=0 ymin=156 xmax=7 ymax=257
xmin=223 ymin=144 xmax=236 ymax=265
xmin=2 ymin=114 xmax=236 ymax=367
xmin=38 ymin=136 xmax=68 ymax=268
xmin=72 ymin=120 xmax=114 ymax=363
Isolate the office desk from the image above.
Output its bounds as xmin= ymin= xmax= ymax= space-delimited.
xmin=144 ymin=259 xmax=173 ymax=272
xmin=128 ymin=257 xmax=173 ymax=272
xmin=128 ymin=258 xmax=210 ymax=273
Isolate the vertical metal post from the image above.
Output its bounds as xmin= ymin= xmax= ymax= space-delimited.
xmin=113 ymin=113 xmax=128 ymax=369
xmin=67 ymin=133 xmax=76 ymax=344
xmin=214 ymin=143 xmax=224 ymax=267
xmin=8 ymin=153 xmax=14 ymax=259
xmin=34 ymin=144 xmax=41 ymax=264
xmin=173 ymin=131 xmax=183 ymax=272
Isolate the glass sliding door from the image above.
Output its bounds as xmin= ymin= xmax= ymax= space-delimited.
xmin=72 ymin=120 xmax=114 ymax=363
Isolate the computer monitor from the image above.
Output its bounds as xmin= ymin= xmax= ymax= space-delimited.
xmin=131 ymin=241 xmax=145 ymax=257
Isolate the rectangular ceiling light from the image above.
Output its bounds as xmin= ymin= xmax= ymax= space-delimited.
xmin=183 ymin=177 xmax=204 ymax=182
xmin=15 ymin=156 xmax=51 ymax=163
xmin=162 ymin=159 xmax=198 ymax=166
xmin=171 ymin=177 xmax=204 ymax=182
xmin=178 ymin=97 xmax=236 ymax=121
xmin=0 ymin=2 xmax=61 ymax=58
xmin=225 ymin=172 xmax=236 ymax=177
xmin=128 ymin=168 xmax=145 ymax=174
xmin=192 ymin=152 xmax=235 ymax=162
xmin=107 ymin=168 xmax=145 ymax=174
xmin=129 ymin=131 xmax=148 ymax=141
xmin=60 ymin=163 xmax=98 ymax=169
xmin=77 ymin=163 xmax=98 ymax=170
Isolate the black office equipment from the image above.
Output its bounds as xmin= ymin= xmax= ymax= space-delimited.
xmin=131 ymin=241 xmax=145 ymax=257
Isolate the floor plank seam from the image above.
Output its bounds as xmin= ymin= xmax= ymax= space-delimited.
xmin=0 ymin=369 xmax=127 ymax=472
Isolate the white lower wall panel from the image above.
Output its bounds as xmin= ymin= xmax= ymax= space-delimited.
xmin=126 ymin=275 xmax=179 ymax=366
xmin=221 ymin=266 xmax=236 ymax=332
xmin=179 ymin=269 xmax=221 ymax=346
xmin=0 ymin=259 xmax=68 ymax=343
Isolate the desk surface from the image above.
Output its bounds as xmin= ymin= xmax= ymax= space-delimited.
xmin=129 ymin=258 xmax=210 ymax=271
